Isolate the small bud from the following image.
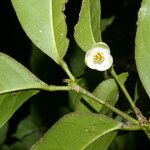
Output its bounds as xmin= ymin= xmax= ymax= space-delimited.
xmin=85 ymin=42 xmax=113 ymax=71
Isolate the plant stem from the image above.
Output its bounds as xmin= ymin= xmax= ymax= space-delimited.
xmin=40 ymin=83 xmax=138 ymax=124
xmin=78 ymin=86 xmax=139 ymax=125
xmin=40 ymin=85 xmax=72 ymax=92
xmin=60 ymin=60 xmax=75 ymax=82
xmin=120 ymin=124 xmax=142 ymax=131
xmin=110 ymin=67 xmax=143 ymax=121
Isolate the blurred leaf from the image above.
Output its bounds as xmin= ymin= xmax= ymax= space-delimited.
xmin=31 ymin=113 xmax=122 ymax=150
xmin=74 ymin=0 xmax=101 ymax=51
xmin=10 ymin=142 xmax=26 ymax=150
xmin=134 ymin=82 xmax=139 ymax=104
xmin=0 ymin=145 xmax=9 ymax=150
xmin=30 ymin=43 xmax=65 ymax=85
xmin=0 ymin=53 xmax=47 ymax=128
xmin=109 ymin=133 xmax=136 ymax=150
xmin=0 ymin=123 xmax=8 ymax=145
xmin=30 ymin=44 xmax=47 ymax=75
xmin=135 ymin=0 xmax=150 ymax=97
xmin=11 ymin=131 xmax=43 ymax=150
xmin=101 ymin=16 xmax=115 ymax=32
xmin=13 ymin=116 xmax=43 ymax=140
xmin=69 ymin=43 xmax=86 ymax=77
xmin=11 ymin=0 xmax=69 ymax=64
xmin=11 ymin=115 xmax=43 ymax=150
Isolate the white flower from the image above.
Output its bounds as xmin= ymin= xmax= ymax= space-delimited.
xmin=85 ymin=42 xmax=113 ymax=71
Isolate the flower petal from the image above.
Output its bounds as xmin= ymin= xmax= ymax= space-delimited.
xmin=85 ymin=43 xmax=113 ymax=71
xmin=94 ymin=54 xmax=113 ymax=71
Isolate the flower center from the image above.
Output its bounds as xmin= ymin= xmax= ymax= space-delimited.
xmin=93 ymin=52 xmax=104 ymax=64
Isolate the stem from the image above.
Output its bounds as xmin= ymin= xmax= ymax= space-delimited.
xmin=60 ymin=60 xmax=75 ymax=82
xmin=39 ymin=85 xmax=72 ymax=92
xmin=41 ymin=84 xmax=138 ymax=124
xmin=79 ymin=86 xmax=139 ymax=125
xmin=39 ymin=83 xmax=139 ymax=125
xmin=120 ymin=124 xmax=142 ymax=131
xmin=110 ymin=67 xmax=142 ymax=120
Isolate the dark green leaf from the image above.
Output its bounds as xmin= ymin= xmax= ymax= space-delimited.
xmin=109 ymin=133 xmax=136 ymax=150
xmin=101 ymin=16 xmax=115 ymax=32
xmin=0 ymin=123 xmax=8 ymax=145
xmin=11 ymin=115 xmax=44 ymax=150
xmin=12 ymin=116 xmax=43 ymax=140
xmin=69 ymin=44 xmax=86 ymax=77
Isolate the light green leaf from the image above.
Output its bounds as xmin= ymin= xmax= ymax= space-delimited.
xmin=135 ymin=0 xmax=150 ymax=97
xmin=11 ymin=0 xmax=69 ymax=64
xmin=0 ymin=53 xmax=47 ymax=128
xmin=74 ymin=0 xmax=101 ymax=51
xmin=31 ymin=113 xmax=122 ymax=150
xmin=0 ymin=123 xmax=8 ymax=145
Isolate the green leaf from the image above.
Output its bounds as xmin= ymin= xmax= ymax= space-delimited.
xmin=74 ymin=0 xmax=101 ymax=51
xmin=0 ymin=53 xmax=47 ymax=128
xmin=79 ymin=73 xmax=128 ymax=114
xmin=69 ymin=73 xmax=128 ymax=150
xmin=135 ymin=0 xmax=150 ymax=97
xmin=11 ymin=0 xmax=69 ymax=64
xmin=0 ymin=123 xmax=8 ymax=145
xmin=31 ymin=113 xmax=122 ymax=150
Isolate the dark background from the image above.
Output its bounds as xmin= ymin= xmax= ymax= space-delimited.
xmin=0 ymin=0 xmax=150 ymax=149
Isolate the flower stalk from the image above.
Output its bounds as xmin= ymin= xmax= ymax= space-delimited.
xmin=60 ymin=60 xmax=75 ymax=82
xmin=110 ymin=67 xmax=146 ymax=123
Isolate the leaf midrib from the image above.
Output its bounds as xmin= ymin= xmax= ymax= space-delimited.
xmin=49 ymin=0 xmax=60 ymax=63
